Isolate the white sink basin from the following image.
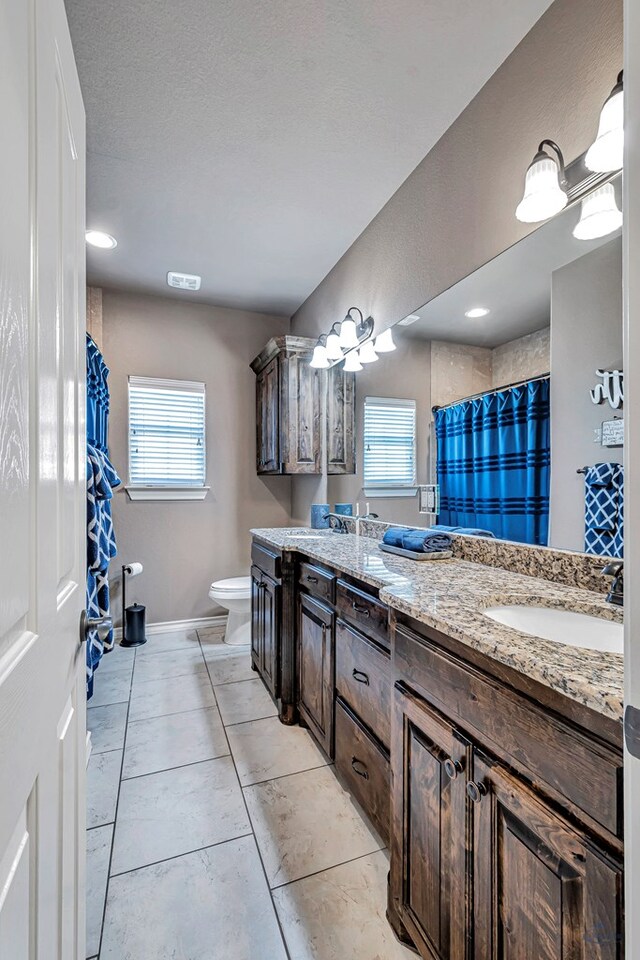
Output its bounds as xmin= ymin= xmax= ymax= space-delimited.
xmin=483 ymin=605 xmax=623 ymax=654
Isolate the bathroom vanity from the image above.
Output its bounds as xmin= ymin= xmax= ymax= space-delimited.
xmin=250 ymin=527 xmax=624 ymax=958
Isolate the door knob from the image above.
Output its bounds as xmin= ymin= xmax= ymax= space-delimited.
xmin=80 ymin=610 xmax=113 ymax=644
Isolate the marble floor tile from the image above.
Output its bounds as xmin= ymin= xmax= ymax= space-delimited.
xmin=273 ymin=850 xmax=414 ymax=960
xmin=88 ymin=668 xmax=132 ymax=708
xmin=123 ymin=706 xmax=229 ymax=779
xmin=227 ymin=716 xmax=328 ymax=786
xmin=128 ymin=671 xmax=216 ymax=722
xmin=87 ymin=749 xmax=122 ymax=828
xmin=86 ymin=824 xmax=113 ymax=958
xmin=96 ymin=646 xmax=136 ymax=677
xmin=244 ymin=766 xmax=383 ymax=888
xmin=87 ymin=702 xmax=128 ymax=754
xmin=100 ymin=836 xmax=287 ymax=960
xmin=135 ymin=628 xmax=201 ymax=657
xmin=215 ymin=678 xmax=278 ymax=726
xmin=203 ymin=646 xmax=256 ymax=686
xmin=111 ymin=756 xmax=250 ymax=875
xmin=132 ymin=646 xmax=206 ymax=685
xmin=197 ymin=624 xmax=227 ymax=649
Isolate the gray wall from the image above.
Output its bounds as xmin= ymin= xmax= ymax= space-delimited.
xmin=550 ymin=238 xmax=623 ymax=552
xmin=327 ymin=338 xmax=432 ymax=526
xmin=289 ymin=0 xmax=622 ymax=524
xmin=102 ymin=290 xmax=291 ymax=624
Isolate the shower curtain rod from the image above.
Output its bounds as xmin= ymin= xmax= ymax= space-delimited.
xmin=431 ymin=372 xmax=550 ymax=413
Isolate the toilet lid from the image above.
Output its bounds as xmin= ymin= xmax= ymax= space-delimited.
xmin=210 ymin=576 xmax=251 ymax=593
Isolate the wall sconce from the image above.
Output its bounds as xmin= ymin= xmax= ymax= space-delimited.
xmin=343 ymin=349 xmax=363 ymax=372
xmin=515 ymin=140 xmax=568 ymax=223
xmin=374 ymin=327 xmax=396 ymax=352
xmin=309 ymin=306 xmax=394 ymax=373
xmin=586 ymin=71 xmax=624 ymax=173
xmin=310 ymin=334 xmax=330 ymax=368
xmin=325 ymin=323 xmax=344 ymax=360
xmin=572 ymin=183 xmax=622 ymax=240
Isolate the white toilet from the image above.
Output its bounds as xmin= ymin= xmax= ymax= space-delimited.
xmin=208 ymin=576 xmax=252 ymax=646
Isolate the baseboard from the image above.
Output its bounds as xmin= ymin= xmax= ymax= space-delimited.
xmin=113 ymin=615 xmax=227 ymax=641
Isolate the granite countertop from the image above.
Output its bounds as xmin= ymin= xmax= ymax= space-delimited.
xmin=251 ymin=527 xmax=624 ymax=723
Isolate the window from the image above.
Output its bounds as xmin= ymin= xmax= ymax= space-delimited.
xmin=127 ymin=376 xmax=209 ymax=500
xmin=363 ymin=396 xmax=417 ymax=496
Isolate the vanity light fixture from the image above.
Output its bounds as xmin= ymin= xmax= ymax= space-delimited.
xmin=586 ymin=71 xmax=624 ymax=173
xmin=338 ymin=309 xmax=360 ymax=349
xmin=325 ymin=323 xmax=344 ymax=360
xmin=515 ymin=140 xmax=568 ymax=223
xmin=310 ymin=335 xmax=330 ymax=368
xmin=343 ymin=349 xmax=363 ymax=372
xmin=374 ymin=327 xmax=396 ymax=353
xmin=572 ymin=183 xmax=622 ymax=240
xmin=464 ymin=307 xmax=490 ymax=319
xmin=359 ymin=339 xmax=379 ymax=363
xmin=86 ymin=229 xmax=117 ymax=249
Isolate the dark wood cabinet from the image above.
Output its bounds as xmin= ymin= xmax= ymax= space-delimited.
xmin=326 ymin=363 xmax=356 ymax=474
xmin=472 ymin=754 xmax=623 ymax=960
xmin=251 ymin=336 xmax=321 ymax=475
xmin=390 ymin=683 xmax=468 ymax=960
xmin=250 ymin=564 xmax=280 ymax=702
xmin=297 ymin=593 xmax=335 ymax=757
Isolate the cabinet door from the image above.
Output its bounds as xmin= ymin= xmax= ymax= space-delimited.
xmin=280 ymin=353 xmax=321 ymax=474
xmin=472 ymin=754 xmax=623 ymax=960
xmin=298 ymin=593 xmax=335 ymax=756
xmin=256 ymin=357 xmax=280 ymax=473
xmin=250 ymin=566 xmax=264 ymax=670
xmin=390 ymin=684 xmax=468 ymax=960
xmin=327 ymin=365 xmax=355 ymax=474
xmin=261 ymin=573 xmax=280 ymax=699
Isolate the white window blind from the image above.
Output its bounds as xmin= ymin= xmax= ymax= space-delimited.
xmin=363 ymin=396 xmax=417 ymax=488
xmin=128 ymin=376 xmax=206 ymax=487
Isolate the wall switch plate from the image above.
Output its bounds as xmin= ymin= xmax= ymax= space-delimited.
xmin=418 ymin=484 xmax=439 ymax=514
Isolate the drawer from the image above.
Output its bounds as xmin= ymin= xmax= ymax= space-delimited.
xmin=394 ymin=623 xmax=623 ymax=839
xmin=335 ymin=699 xmax=390 ymax=844
xmin=299 ymin=562 xmax=336 ymax=604
xmin=336 ymin=579 xmax=389 ymax=649
xmin=335 ymin=619 xmax=391 ymax=749
xmin=251 ymin=541 xmax=281 ymax=581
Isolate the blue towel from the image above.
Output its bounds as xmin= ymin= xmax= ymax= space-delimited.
xmin=430 ymin=524 xmax=496 ymax=538
xmin=382 ymin=527 xmax=408 ymax=548
xmin=402 ymin=531 xmax=452 ymax=553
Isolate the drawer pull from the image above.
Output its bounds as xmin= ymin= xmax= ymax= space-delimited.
xmin=444 ymin=758 xmax=463 ymax=780
xmin=352 ymin=668 xmax=370 ymax=686
xmin=351 ymin=757 xmax=370 ymax=780
xmin=306 ymin=575 xmax=319 ymax=583
xmin=466 ymin=780 xmax=488 ymax=804
xmin=352 ymin=602 xmax=371 ymax=617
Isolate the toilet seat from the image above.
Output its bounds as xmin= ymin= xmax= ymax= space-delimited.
xmin=209 ymin=576 xmax=251 ymax=600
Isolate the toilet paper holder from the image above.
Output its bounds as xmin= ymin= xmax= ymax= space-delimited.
xmin=121 ymin=562 xmax=147 ymax=647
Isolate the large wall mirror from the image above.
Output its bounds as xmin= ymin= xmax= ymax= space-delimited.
xmin=329 ymin=173 xmax=623 ymax=558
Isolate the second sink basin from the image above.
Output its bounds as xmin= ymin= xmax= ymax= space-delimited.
xmin=483 ymin=605 xmax=623 ymax=654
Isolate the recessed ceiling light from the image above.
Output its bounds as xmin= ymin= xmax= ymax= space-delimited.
xmin=464 ymin=307 xmax=490 ymax=319
xmin=86 ymin=230 xmax=117 ymax=249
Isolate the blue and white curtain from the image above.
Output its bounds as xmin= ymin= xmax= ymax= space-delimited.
xmin=86 ymin=335 xmax=121 ymax=698
xmin=435 ymin=378 xmax=550 ymax=546
xmin=584 ymin=462 xmax=624 ymax=559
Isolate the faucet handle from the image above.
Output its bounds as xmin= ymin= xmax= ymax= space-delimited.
xmin=602 ymin=560 xmax=623 ymax=578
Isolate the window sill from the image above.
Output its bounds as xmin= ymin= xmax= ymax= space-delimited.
xmin=363 ymin=486 xmax=417 ymax=499
xmin=125 ymin=485 xmax=210 ymax=502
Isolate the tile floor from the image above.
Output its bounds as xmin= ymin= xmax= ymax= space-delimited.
xmin=86 ymin=624 xmax=414 ymax=960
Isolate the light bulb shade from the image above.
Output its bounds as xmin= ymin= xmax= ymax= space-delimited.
xmin=572 ymin=184 xmax=622 ymax=240
xmin=310 ymin=343 xmax=330 ymax=368
xmin=374 ymin=328 xmax=396 ymax=353
xmin=339 ymin=316 xmax=359 ymax=349
xmin=358 ymin=339 xmax=379 ymax=363
xmin=343 ymin=350 xmax=363 ymax=372
xmin=585 ymin=85 xmax=624 ymax=173
xmin=515 ymin=154 xmax=568 ymax=223
xmin=325 ymin=330 xmax=343 ymax=360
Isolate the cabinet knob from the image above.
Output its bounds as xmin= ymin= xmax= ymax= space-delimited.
xmin=351 ymin=602 xmax=370 ymax=617
xmin=444 ymin=758 xmax=463 ymax=780
xmin=466 ymin=780 xmax=488 ymax=804
xmin=306 ymin=575 xmax=319 ymax=584
xmin=351 ymin=757 xmax=370 ymax=780
xmin=352 ymin=668 xmax=370 ymax=686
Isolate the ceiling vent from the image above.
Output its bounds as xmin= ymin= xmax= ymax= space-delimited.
xmin=398 ymin=314 xmax=420 ymax=326
xmin=167 ymin=271 xmax=201 ymax=291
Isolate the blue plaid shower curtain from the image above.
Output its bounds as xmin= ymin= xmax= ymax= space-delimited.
xmin=86 ymin=334 xmax=121 ymax=698
xmin=435 ymin=378 xmax=550 ymax=546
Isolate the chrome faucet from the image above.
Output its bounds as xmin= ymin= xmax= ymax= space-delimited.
xmin=602 ymin=560 xmax=624 ymax=606
xmin=322 ymin=513 xmax=349 ymax=534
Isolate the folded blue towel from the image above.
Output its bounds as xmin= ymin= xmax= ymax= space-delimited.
xmin=382 ymin=527 xmax=408 ymax=548
xmin=430 ymin=524 xmax=496 ymax=539
xmin=402 ymin=531 xmax=452 ymax=553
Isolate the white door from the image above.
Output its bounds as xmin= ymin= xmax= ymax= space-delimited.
xmin=0 ymin=0 xmax=87 ymax=956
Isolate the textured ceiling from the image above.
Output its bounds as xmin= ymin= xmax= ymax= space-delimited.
xmin=66 ymin=0 xmax=554 ymax=315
